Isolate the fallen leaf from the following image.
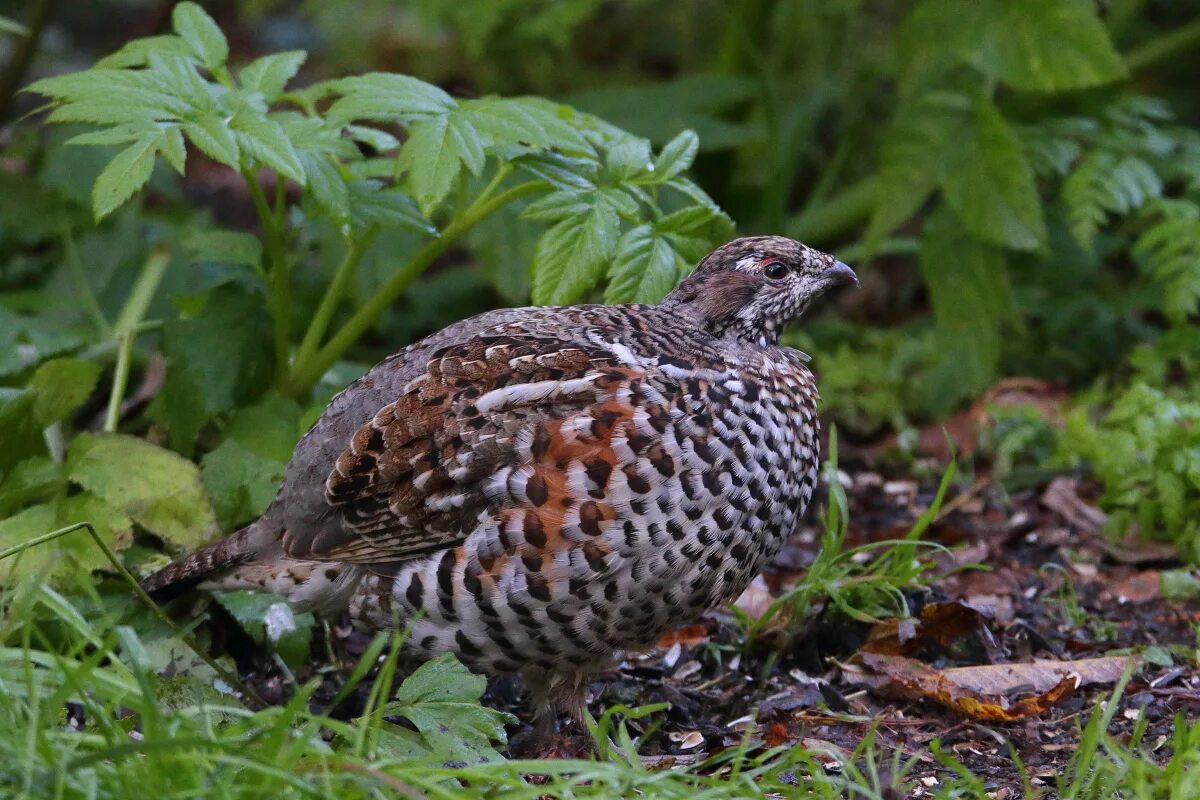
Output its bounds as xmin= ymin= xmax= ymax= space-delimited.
xmin=1099 ymin=537 xmax=1178 ymax=566
xmin=1041 ymin=477 xmax=1108 ymax=534
xmin=1101 ymin=571 xmax=1162 ymax=604
xmin=845 ymin=653 xmax=1137 ymax=722
xmin=861 ymin=601 xmax=990 ymax=656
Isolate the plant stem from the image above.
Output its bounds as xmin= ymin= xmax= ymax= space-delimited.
xmin=103 ymin=329 xmax=133 ymax=433
xmin=113 ymin=246 xmax=169 ymax=335
xmin=102 ymin=246 xmax=169 ymax=432
xmin=1124 ymin=17 xmax=1200 ymax=72
xmin=60 ymin=223 xmax=111 ymax=337
xmin=243 ymin=168 xmax=290 ymax=380
xmin=291 ymin=226 xmax=380 ymax=376
xmin=0 ymin=0 xmax=57 ymax=125
xmin=285 ymin=180 xmax=547 ymax=395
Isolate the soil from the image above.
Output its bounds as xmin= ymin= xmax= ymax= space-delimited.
xmin=230 ymin=461 xmax=1200 ymax=797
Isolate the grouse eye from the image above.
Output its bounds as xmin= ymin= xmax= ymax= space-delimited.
xmin=762 ymin=261 xmax=788 ymax=280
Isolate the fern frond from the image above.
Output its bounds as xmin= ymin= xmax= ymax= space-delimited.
xmin=1062 ymin=151 xmax=1161 ymax=250
xmin=1133 ymin=205 xmax=1200 ymax=325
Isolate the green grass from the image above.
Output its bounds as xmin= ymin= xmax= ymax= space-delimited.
xmin=0 ymin=522 xmax=1194 ymax=798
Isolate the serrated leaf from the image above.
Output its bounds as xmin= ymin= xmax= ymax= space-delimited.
xmin=345 ymin=125 xmax=401 ymax=152
xmin=232 ymin=113 xmax=306 ymax=184
xmin=605 ymin=225 xmax=682 ymax=304
xmin=520 ymin=188 xmax=593 ymax=221
xmin=238 ymin=51 xmax=306 ymax=101
xmin=92 ymin=136 xmax=157 ymax=221
xmin=159 ymin=126 xmax=187 ymax=174
xmin=172 ymin=2 xmax=228 ymax=69
xmin=95 ymin=35 xmax=194 ymax=69
xmin=940 ymin=97 xmax=1045 ymax=251
xmin=605 ymin=134 xmax=653 ymax=181
xmin=399 ymin=112 xmax=484 ymax=214
xmin=653 ymin=129 xmax=699 ymax=180
xmin=184 ymin=115 xmax=240 ymax=167
xmin=328 ymin=74 xmax=455 ymax=124
xmin=381 ymin=654 xmax=515 ymax=763
xmin=348 ymin=182 xmax=435 ymax=234
xmin=461 ymin=96 xmax=591 ymax=154
xmin=27 ymin=358 xmax=101 ymax=427
xmin=184 ymin=230 xmax=263 ymax=268
xmin=66 ymin=124 xmax=160 ymax=147
xmin=67 ymin=432 xmax=218 ymax=550
xmin=531 ymin=201 xmax=620 ymax=305
xmin=300 ymin=151 xmax=351 ymax=221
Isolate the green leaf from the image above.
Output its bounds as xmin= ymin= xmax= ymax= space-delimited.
xmin=866 ymin=93 xmax=966 ymax=251
xmin=900 ymin=0 xmax=1127 ymax=93
xmin=185 ymin=230 xmax=263 ymax=269
xmin=159 ymin=285 xmax=275 ymax=455
xmin=212 ymin=590 xmax=313 ymax=667
xmin=605 ymin=225 xmax=683 ymax=304
xmin=238 ymin=51 xmax=306 ymax=101
xmin=184 ymin=114 xmax=240 ymax=168
xmin=201 ymin=439 xmax=285 ymax=529
xmin=381 ymin=654 xmax=515 ymax=763
xmin=329 ymin=74 xmax=455 ymax=124
xmin=461 ymin=96 xmax=590 ymax=154
xmin=399 ymin=112 xmax=484 ymax=214
xmin=95 ymin=35 xmax=194 ymax=69
xmin=347 ymin=182 xmax=436 ymax=234
xmin=0 ymin=497 xmax=132 ymax=585
xmin=940 ymin=97 xmax=1046 ymax=251
xmin=222 ymin=393 xmax=304 ymax=462
xmin=232 ymin=113 xmax=306 ymax=184
xmin=653 ymin=129 xmax=699 ymax=180
xmin=531 ymin=200 xmax=620 ymax=305
xmin=92 ymin=136 xmax=157 ymax=221
xmin=605 ymin=134 xmax=653 ymax=181
xmin=919 ymin=209 xmax=1015 ymax=413
xmin=171 ymin=2 xmax=228 ymax=69
xmin=67 ymin=432 xmax=218 ymax=550
xmin=27 ymin=358 xmax=102 ymax=427
xmin=0 ymin=457 xmax=65 ymax=518
xmin=159 ymin=126 xmax=187 ymax=174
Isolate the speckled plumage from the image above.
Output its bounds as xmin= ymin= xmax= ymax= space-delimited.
xmin=143 ymin=235 xmax=856 ymax=726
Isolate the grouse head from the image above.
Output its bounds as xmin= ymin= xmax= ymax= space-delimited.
xmin=663 ymin=235 xmax=858 ymax=345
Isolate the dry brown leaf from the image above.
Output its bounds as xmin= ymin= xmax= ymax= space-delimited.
xmin=861 ymin=601 xmax=990 ymax=656
xmin=1041 ymin=477 xmax=1108 ymax=534
xmin=846 ymin=653 xmax=1136 ymax=722
xmin=1100 ymin=571 xmax=1162 ymax=604
xmin=939 ymin=655 xmax=1137 ymax=694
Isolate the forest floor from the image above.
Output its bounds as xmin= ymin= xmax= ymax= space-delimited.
xmin=212 ymin=451 xmax=1200 ymax=797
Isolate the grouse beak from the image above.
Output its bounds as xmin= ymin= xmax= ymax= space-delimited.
xmin=823 ymin=260 xmax=859 ymax=288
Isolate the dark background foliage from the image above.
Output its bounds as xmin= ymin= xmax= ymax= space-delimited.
xmin=0 ymin=0 xmax=1197 ymax=601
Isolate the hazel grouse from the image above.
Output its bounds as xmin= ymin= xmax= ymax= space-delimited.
xmin=143 ymin=235 xmax=858 ymax=731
